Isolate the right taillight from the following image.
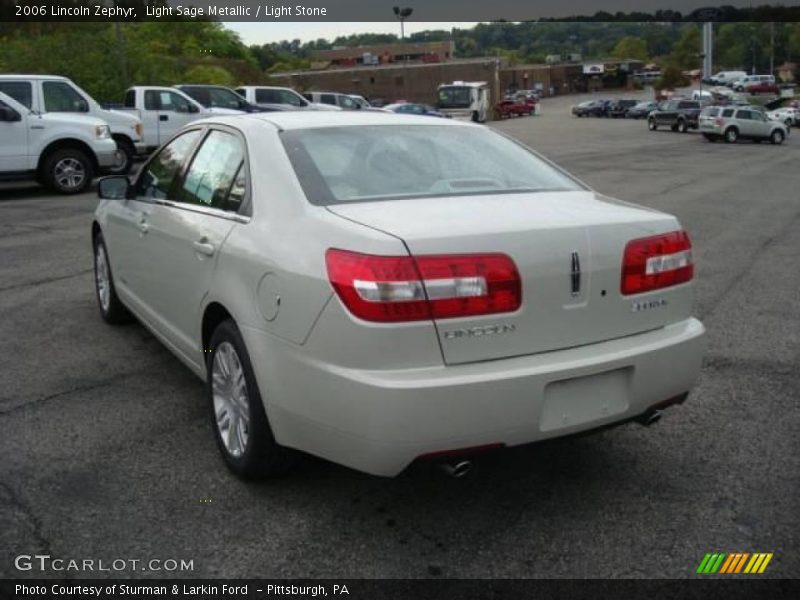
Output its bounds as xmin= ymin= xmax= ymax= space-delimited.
xmin=325 ymin=249 xmax=521 ymax=323
xmin=621 ymin=230 xmax=694 ymax=295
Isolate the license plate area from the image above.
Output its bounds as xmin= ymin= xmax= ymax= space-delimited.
xmin=540 ymin=367 xmax=632 ymax=432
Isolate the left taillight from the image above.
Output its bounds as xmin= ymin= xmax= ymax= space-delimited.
xmin=621 ymin=230 xmax=694 ymax=295
xmin=325 ymin=249 xmax=521 ymax=323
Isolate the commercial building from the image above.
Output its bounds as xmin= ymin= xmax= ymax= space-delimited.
xmin=311 ymin=41 xmax=456 ymax=68
xmin=270 ymin=55 xmax=644 ymax=108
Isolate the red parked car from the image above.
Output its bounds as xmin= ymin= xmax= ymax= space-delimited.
xmin=495 ymin=99 xmax=533 ymax=119
xmin=746 ymin=81 xmax=780 ymax=95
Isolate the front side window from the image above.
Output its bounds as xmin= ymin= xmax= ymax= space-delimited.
xmin=338 ymin=95 xmax=358 ymax=109
xmin=0 ymin=82 xmax=33 ymax=108
xmin=320 ymin=94 xmax=336 ymax=105
xmin=137 ymin=130 xmax=201 ymax=199
xmin=179 ymin=130 xmax=245 ymax=211
xmin=124 ymin=90 xmax=135 ymax=108
xmin=159 ymin=91 xmax=193 ymax=113
xmin=42 ymin=82 xmax=88 ymax=113
xmin=207 ymin=88 xmax=246 ymax=110
xmin=256 ymin=88 xmax=304 ymax=106
xmin=282 ymin=125 xmax=582 ymax=205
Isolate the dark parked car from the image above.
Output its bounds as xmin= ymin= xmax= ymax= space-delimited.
xmin=608 ymin=99 xmax=638 ymax=118
xmin=174 ymin=85 xmax=267 ymax=113
xmin=572 ymin=99 xmax=611 ymax=117
xmin=626 ymin=101 xmax=658 ymax=119
xmin=383 ymin=102 xmax=448 ymax=118
xmin=647 ymin=99 xmax=702 ymax=133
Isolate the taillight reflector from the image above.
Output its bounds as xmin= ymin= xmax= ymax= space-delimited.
xmin=621 ymin=230 xmax=694 ymax=295
xmin=325 ymin=249 xmax=521 ymax=322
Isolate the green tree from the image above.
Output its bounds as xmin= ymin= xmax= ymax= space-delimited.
xmin=669 ymin=26 xmax=702 ymax=70
xmin=182 ymin=65 xmax=235 ymax=86
xmin=611 ymin=36 xmax=649 ymax=62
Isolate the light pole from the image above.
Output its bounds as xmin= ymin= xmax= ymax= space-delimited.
xmin=698 ymin=52 xmax=706 ymax=103
xmin=392 ymin=6 xmax=413 ymax=101
xmin=393 ymin=6 xmax=413 ymax=44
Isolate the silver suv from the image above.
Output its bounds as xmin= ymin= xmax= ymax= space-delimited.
xmin=699 ymin=106 xmax=788 ymax=144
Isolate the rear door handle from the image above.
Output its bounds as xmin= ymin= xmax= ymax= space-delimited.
xmin=193 ymin=239 xmax=215 ymax=256
xmin=159 ymin=114 xmax=168 ymax=122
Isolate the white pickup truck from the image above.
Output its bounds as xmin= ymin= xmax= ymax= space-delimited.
xmin=120 ymin=86 xmax=234 ymax=154
xmin=0 ymin=75 xmax=144 ymax=174
xmin=0 ymin=90 xmax=119 ymax=194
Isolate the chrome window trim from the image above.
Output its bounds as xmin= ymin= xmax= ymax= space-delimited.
xmin=151 ymin=198 xmax=251 ymax=224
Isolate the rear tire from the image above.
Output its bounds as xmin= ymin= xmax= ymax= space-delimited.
xmin=677 ymin=119 xmax=688 ymax=133
xmin=93 ymin=232 xmax=132 ymax=324
xmin=207 ymin=319 xmax=297 ymax=479
xmin=770 ymin=130 xmax=785 ymax=145
xmin=724 ymin=127 xmax=739 ymax=143
xmin=42 ymin=147 xmax=94 ymax=194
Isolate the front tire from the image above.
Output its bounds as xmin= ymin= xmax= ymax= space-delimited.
xmin=42 ymin=147 xmax=94 ymax=194
xmin=208 ymin=319 xmax=297 ymax=479
xmin=109 ymin=138 xmax=134 ymax=175
xmin=677 ymin=119 xmax=688 ymax=133
xmin=648 ymin=118 xmax=657 ymax=131
xmin=93 ymin=232 xmax=132 ymax=324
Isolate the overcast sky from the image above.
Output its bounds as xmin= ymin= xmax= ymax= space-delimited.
xmin=224 ymin=22 xmax=479 ymax=45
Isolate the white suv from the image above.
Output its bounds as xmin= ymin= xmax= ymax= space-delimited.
xmin=0 ymin=91 xmax=118 ymax=193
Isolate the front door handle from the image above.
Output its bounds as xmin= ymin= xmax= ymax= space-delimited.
xmin=193 ymin=239 xmax=215 ymax=256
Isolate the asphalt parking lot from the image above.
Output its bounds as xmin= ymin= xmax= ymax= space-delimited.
xmin=1 ymin=92 xmax=798 ymax=579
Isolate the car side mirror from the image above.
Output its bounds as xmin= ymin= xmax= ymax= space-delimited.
xmin=98 ymin=175 xmax=131 ymax=200
xmin=188 ymin=104 xmax=200 ymax=113
xmin=0 ymin=106 xmax=21 ymax=122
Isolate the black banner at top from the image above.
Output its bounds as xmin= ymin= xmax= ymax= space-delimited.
xmin=2 ymin=0 xmax=800 ymax=22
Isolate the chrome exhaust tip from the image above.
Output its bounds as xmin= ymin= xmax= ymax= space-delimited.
xmin=637 ymin=409 xmax=663 ymax=427
xmin=440 ymin=460 xmax=473 ymax=478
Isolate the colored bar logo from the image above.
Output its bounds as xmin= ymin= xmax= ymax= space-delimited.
xmin=697 ymin=552 xmax=773 ymax=574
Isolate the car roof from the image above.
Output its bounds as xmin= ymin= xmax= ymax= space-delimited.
xmin=0 ymin=74 xmax=69 ymax=80
xmin=195 ymin=110 xmax=469 ymax=131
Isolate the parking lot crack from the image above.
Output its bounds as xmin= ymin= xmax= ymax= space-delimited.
xmin=0 ymin=269 xmax=92 ymax=293
xmin=0 ymin=480 xmax=52 ymax=556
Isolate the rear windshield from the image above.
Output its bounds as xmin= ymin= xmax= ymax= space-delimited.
xmin=281 ymin=125 xmax=582 ymax=205
xmin=701 ymin=107 xmax=720 ymax=116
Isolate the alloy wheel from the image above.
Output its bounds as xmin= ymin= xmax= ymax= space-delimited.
xmin=54 ymin=157 xmax=86 ymax=191
xmin=95 ymin=244 xmax=110 ymax=313
xmin=212 ymin=341 xmax=251 ymax=459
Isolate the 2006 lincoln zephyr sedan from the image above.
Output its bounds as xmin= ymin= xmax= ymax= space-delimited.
xmin=92 ymin=112 xmax=705 ymax=478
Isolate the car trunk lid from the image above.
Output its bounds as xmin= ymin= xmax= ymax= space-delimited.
xmin=328 ymin=191 xmax=694 ymax=365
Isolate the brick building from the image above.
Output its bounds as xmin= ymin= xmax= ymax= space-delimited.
xmin=311 ymin=41 xmax=456 ymax=68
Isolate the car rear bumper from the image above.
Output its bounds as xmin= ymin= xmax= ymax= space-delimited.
xmin=244 ymin=317 xmax=705 ymax=477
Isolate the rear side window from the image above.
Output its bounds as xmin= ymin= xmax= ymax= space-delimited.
xmin=137 ymin=130 xmax=202 ymax=200
xmin=0 ymin=81 xmax=33 ymax=108
xmin=722 ymin=109 xmax=735 ymax=117
xmin=42 ymin=82 xmax=88 ymax=112
xmin=736 ymin=110 xmax=754 ymax=120
xmin=179 ymin=130 xmax=246 ymax=212
xmin=320 ymin=94 xmax=336 ymax=105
